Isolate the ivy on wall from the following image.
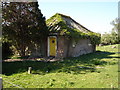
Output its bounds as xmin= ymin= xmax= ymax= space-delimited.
xmin=47 ymin=13 xmax=101 ymax=45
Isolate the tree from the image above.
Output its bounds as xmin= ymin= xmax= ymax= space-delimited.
xmin=111 ymin=18 xmax=120 ymax=43
xmin=101 ymin=18 xmax=120 ymax=45
xmin=101 ymin=33 xmax=111 ymax=45
xmin=111 ymin=18 xmax=120 ymax=33
xmin=2 ymin=2 xmax=48 ymax=57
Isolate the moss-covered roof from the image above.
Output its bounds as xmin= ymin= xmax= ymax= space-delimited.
xmin=46 ymin=13 xmax=101 ymax=44
xmin=47 ymin=13 xmax=92 ymax=34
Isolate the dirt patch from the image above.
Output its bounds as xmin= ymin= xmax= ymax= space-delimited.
xmin=4 ymin=59 xmax=36 ymax=62
xmin=3 ymin=58 xmax=63 ymax=62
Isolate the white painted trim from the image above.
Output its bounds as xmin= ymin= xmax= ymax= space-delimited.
xmin=47 ymin=36 xmax=57 ymax=57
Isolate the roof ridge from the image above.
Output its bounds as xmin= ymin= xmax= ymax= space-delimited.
xmin=56 ymin=13 xmax=71 ymax=18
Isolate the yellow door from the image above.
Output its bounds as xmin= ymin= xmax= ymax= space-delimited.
xmin=49 ymin=37 xmax=56 ymax=56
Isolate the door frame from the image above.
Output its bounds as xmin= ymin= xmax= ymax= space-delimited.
xmin=47 ymin=36 xmax=57 ymax=57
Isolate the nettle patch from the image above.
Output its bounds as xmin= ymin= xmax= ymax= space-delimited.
xmin=46 ymin=13 xmax=101 ymax=45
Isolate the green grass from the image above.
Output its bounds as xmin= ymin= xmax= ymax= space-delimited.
xmin=2 ymin=44 xmax=119 ymax=88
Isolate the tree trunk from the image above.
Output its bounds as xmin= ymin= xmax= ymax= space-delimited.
xmin=40 ymin=38 xmax=47 ymax=57
xmin=19 ymin=43 xmax=26 ymax=57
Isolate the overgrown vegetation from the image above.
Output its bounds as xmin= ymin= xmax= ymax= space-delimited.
xmin=2 ymin=44 xmax=119 ymax=88
xmin=101 ymin=31 xmax=119 ymax=45
xmin=101 ymin=18 xmax=120 ymax=45
xmin=2 ymin=2 xmax=48 ymax=57
xmin=47 ymin=13 xmax=101 ymax=45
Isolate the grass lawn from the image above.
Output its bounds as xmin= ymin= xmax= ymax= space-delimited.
xmin=2 ymin=44 xmax=119 ymax=88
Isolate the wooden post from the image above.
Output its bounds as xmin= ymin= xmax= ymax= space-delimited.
xmin=28 ymin=67 xmax=32 ymax=74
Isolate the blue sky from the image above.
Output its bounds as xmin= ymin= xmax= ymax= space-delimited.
xmin=38 ymin=1 xmax=118 ymax=34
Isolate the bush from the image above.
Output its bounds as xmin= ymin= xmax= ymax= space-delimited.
xmin=101 ymin=31 xmax=119 ymax=45
xmin=2 ymin=42 xmax=13 ymax=60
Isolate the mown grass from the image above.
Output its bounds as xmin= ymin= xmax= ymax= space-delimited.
xmin=2 ymin=44 xmax=119 ymax=88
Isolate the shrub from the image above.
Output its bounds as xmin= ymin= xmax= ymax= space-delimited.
xmin=101 ymin=31 xmax=119 ymax=45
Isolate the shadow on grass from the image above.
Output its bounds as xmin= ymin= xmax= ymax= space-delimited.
xmin=2 ymin=51 xmax=116 ymax=76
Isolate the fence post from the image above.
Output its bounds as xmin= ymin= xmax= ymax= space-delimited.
xmin=28 ymin=67 xmax=32 ymax=74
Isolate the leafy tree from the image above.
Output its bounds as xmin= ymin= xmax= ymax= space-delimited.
xmin=101 ymin=31 xmax=119 ymax=45
xmin=101 ymin=33 xmax=111 ymax=45
xmin=111 ymin=18 xmax=120 ymax=43
xmin=2 ymin=2 xmax=48 ymax=57
xmin=111 ymin=30 xmax=119 ymax=44
xmin=101 ymin=18 xmax=120 ymax=45
xmin=111 ymin=18 xmax=120 ymax=33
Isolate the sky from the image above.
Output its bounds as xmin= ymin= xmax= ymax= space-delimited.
xmin=38 ymin=0 xmax=118 ymax=34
